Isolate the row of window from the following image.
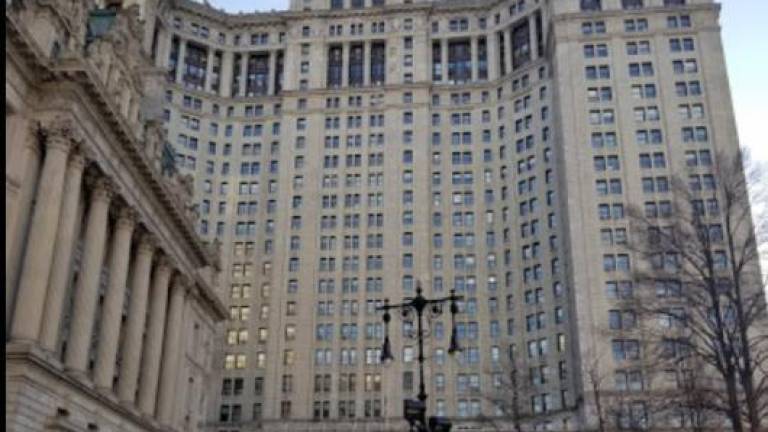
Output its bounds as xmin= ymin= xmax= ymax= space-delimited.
xmin=582 ymin=13 xmax=691 ymax=36
xmin=582 ymin=0 xmax=686 ymax=12
xmin=584 ymin=37 xmax=694 ymax=59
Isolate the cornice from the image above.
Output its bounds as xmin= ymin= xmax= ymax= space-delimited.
xmin=551 ymin=2 xmax=720 ymax=23
xmin=170 ymin=0 xmax=519 ymax=28
xmin=5 ymin=8 xmax=56 ymax=82
xmin=190 ymin=272 xmax=229 ymax=321
xmin=171 ymin=0 xmax=291 ymax=28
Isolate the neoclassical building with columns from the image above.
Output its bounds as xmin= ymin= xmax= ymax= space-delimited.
xmin=7 ymin=0 xmax=762 ymax=431
xmin=6 ymin=1 xmax=226 ymax=432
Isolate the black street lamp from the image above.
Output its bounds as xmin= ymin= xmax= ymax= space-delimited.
xmin=377 ymin=282 xmax=463 ymax=432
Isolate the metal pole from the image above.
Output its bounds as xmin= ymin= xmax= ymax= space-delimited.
xmin=377 ymin=284 xmax=463 ymax=432
xmin=416 ymin=302 xmax=427 ymax=404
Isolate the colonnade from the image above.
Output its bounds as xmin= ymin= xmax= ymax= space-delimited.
xmin=170 ymin=35 xmax=283 ymax=98
xmin=8 ymin=119 xmax=191 ymax=425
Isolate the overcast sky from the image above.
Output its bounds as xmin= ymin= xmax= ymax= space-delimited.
xmin=207 ymin=0 xmax=766 ymax=163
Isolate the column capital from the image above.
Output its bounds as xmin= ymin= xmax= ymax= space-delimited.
xmin=41 ymin=116 xmax=81 ymax=152
xmin=136 ymin=232 xmax=158 ymax=255
xmin=155 ymin=254 xmax=174 ymax=274
xmin=68 ymin=147 xmax=88 ymax=171
xmin=23 ymin=121 xmax=45 ymax=154
xmin=172 ymin=273 xmax=192 ymax=290
xmin=87 ymin=176 xmax=115 ymax=204
xmin=115 ymin=205 xmax=139 ymax=230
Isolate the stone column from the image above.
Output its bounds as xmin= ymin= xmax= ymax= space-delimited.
xmin=341 ymin=42 xmax=350 ymax=88
xmin=503 ymin=29 xmax=512 ymax=74
xmin=156 ymin=278 xmax=188 ymax=424
xmin=39 ymin=150 xmax=87 ymax=352
xmin=220 ymin=50 xmax=233 ymax=98
xmin=239 ymin=53 xmax=249 ymax=97
xmin=11 ymin=120 xmax=75 ymax=343
xmin=529 ymin=15 xmax=539 ymax=61
xmin=136 ymin=258 xmax=173 ymax=416
xmin=175 ymin=38 xmax=187 ymax=85
xmin=154 ymin=27 xmax=168 ymax=69
xmin=267 ymin=50 xmax=277 ymax=96
xmin=5 ymin=120 xmax=42 ymax=332
xmin=6 ymin=122 xmax=40 ymax=333
xmin=116 ymin=234 xmax=156 ymax=403
xmin=204 ymin=48 xmax=216 ymax=93
xmin=441 ymin=39 xmax=449 ymax=83
xmin=487 ymin=33 xmax=499 ymax=81
xmin=363 ymin=41 xmax=371 ymax=87
xmin=93 ymin=206 xmax=138 ymax=390
xmin=64 ymin=177 xmax=114 ymax=374
xmin=471 ymin=37 xmax=479 ymax=82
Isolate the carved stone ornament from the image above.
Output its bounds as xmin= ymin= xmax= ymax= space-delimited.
xmin=60 ymin=0 xmax=90 ymax=52
xmin=143 ymin=120 xmax=165 ymax=163
xmin=84 ymin=38 xmax=112 ymax=83
xmin=84 ymin=3 xmax=148 ymax=92
xmin=154 ymin=253 xmax=174 ymax=273
xmin=68 ymin=144 xmax=88 ymax=170
xmin=179 ymin=174 xmax=195 ymax=200
xmin=115 ymin=205 xmax=139 ymax=228
xmin=121 ymin=4 xmax=143 ymax=44
xmin=41 ymin=115 xmax=79 ymax=151
xmin=85 ymin=175 xmax=115 ymax=204
xmin=136 ymin=231 xmax=158 ymax=254
xmin=104 ymin=5 xmax=143 ymax=69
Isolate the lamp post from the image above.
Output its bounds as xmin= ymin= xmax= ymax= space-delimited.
xmin=377 ymin=282 xmax=463 ymax=432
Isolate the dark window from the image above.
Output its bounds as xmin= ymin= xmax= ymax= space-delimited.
xmin=622 ymin=0 xmax=643 ymax=8
xmin=349 ymin=44 xmax=364 ymax=87
xmin=478 ymin=37 xmax=488 ymax=80
xmin=370 ymin=42 xmax=386 ymax=85
xmin=245 ymin=53 xmax=269 ymax=96
xmin=432 ymin=42 xmax=443 ymax=81
xmin=498 ymin=32 xmax=507 ymax=76
xmin=581 ymin=0 xmax=602 ymax=11
xmin=448 ymin=40 xmax=472 ymax=83
xmin=511 ymin=19 xmax=531 ymax=69
xmin=182 ymin=43 xmax=208 ymax=91
xmin=210 ymin=51 xmax=222 ymax=92
xmin=331 ymin=0 xmax=344 ymax=9
xmin=168 ymin=37 xmax=180 ymax=82
xmin=328 ymin=45 xmax=343 ymax=87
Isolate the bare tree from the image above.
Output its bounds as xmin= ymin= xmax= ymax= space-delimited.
xmin=580 ymin=350 xmax=659 ymax=432
xmin=481 ymin=357 xmax=528 ymax=432
xmin=627 ymin=149 xmax=768 ymax=432
xmin=581 ymin=353 xmax=608 ymax=432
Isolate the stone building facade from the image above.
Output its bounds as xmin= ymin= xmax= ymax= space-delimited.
xmin=23 ymin=0 xmax=754 ymax=431
xmin=5 ymin=1 xmax=227 ymax=432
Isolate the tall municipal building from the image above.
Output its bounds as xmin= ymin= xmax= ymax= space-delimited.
xmin=5 ymin=0 xmax=755 ymax=432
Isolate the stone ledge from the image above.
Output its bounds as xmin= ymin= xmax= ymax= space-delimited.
xmin=6 ymin=342 xmax=172 ymax=432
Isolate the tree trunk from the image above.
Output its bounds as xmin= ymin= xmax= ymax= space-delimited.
xmin=724 ymin=201 xmax=762 ymax=432
xmin=725 ymin=368 xmax=744 ymax=432
xmin=595 ymin=392 xmax=605 ymax=432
